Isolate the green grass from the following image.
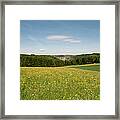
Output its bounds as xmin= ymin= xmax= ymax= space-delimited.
xmin=80 ymin=65 xmax=100 ymax=72
xmin=65 ymin=64 xmax=100 ymax=72
xmin=20 ymin=64 xmax=100 ymax=100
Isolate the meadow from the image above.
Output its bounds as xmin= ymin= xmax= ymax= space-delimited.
xmin=20 ymin=64 xmax=100 ymax=100
xmin=65 ymin=64 xmax=100 ymax=71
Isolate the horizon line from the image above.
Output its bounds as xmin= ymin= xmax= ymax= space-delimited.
xmin=20 ymin=52 xmax=100 ymax=55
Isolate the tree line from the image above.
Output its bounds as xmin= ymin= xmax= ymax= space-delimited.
xmin=20 ymin=53 xmax=100 ymax=67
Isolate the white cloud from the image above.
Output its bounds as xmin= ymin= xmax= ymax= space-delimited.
xmin=69 ymin=40 xmax=80 ymax=43
xmin=39 ymin=49 xmax=45 ymax=51
xmin=64 ymin=39 xmax=80 ymax=43
xmin=47 ymin=35 xmax=70 ymax=40
xmin=47 ymin=35 xmax=80 ymax=43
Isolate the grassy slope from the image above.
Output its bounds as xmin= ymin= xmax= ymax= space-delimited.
xmin=80 ymin=65 xmax=100 ymax=72
xmin=65 ymin=64 xmax=100 ymax=72
xmin=20 ymin=65 xmax=100 ymax=100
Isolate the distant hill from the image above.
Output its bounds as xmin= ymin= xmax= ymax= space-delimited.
xmin=20 ymin=54 xmax=65 ymax=67
xmin=54 ymin=53 xmax=100 ymax=61
xmin=54 ymin=55 xmax=74 ymax=61
xmin=20 ymin=53 xmax=100 ymax=67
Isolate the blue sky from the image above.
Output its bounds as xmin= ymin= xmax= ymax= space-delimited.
xmin=20 ymin=20 xmax=100 ymax=55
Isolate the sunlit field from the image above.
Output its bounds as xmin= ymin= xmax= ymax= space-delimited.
xmin=20 ymin=64 xmax=100 ymax=100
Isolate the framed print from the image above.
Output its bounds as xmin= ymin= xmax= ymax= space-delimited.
xmin=0 ymin=0 xmax=120 ymax=119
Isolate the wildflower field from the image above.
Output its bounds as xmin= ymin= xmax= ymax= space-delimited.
xmin=20 ymin=64 xmax=100 ymax=100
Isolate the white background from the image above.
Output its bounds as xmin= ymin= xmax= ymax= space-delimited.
xmin=5 ymin=5 xmax=115 ymax=115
